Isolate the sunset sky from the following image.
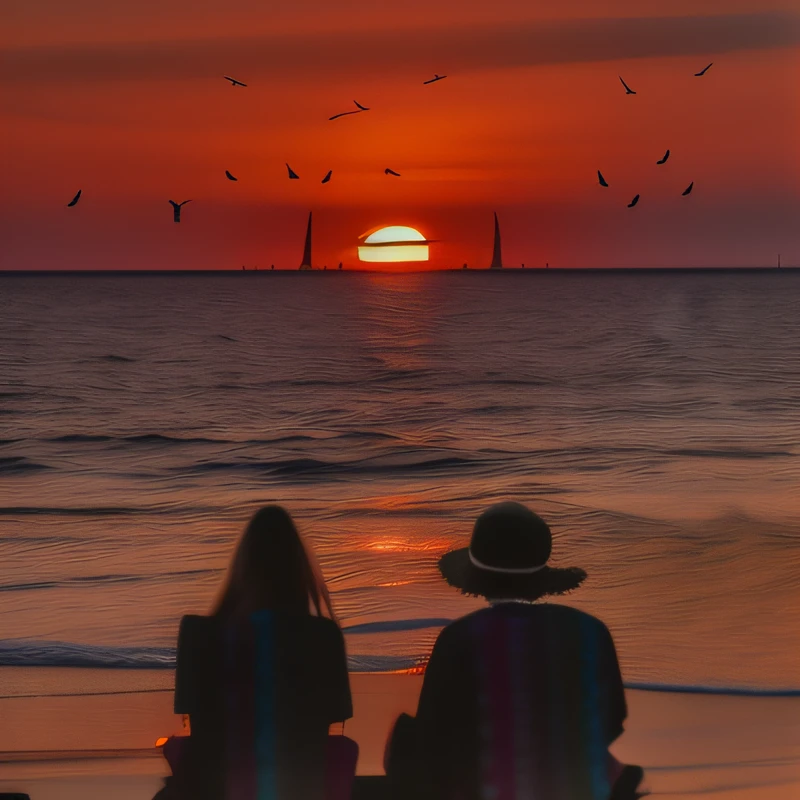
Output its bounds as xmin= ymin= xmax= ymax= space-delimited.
xmin=3 ymin=0 xmax=799 ymax=270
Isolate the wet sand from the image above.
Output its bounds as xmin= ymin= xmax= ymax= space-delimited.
xmin=1 ymin=673 xmax=799 ymax=799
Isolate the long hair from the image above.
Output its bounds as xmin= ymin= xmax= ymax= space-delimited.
xmin=212 ymin=506 xmax=336 ymax=620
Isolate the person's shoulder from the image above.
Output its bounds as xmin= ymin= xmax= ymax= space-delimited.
xmin=283 ymin=613 xmax=345 ymax=642
xmin=178 ymin=614 xmax=218 ymax=638
xmin=533 ymin=602 xmax=608 ymax=624
xmin=536 ymin=603 xmax=615 ymax=638
xmin=445 ymin=603 xmax=609 ymax=632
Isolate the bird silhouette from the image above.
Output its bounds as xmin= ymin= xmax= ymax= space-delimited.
xmin=619 ymin=76 xmax=636 ymax=95
xmin=682 ymin=182 xmax=694 ymax=196
xmin=169 ymin=200 xmax=192 ymax=223
xmin=225 ymin=170 xmax=238 ymax=181
xmin=598 ymin=171 xmax=609 ymax=187
xmin=286 ymin=164 xmax=300 ymax=179
xmin=385 ymin=168 xmax=401 ymax=177
xmin=224 ymin=76 xmax=247 ymax=87
xmin=67 ymin=190 xmax=82 ymax=207
xmin=423 ymin=74 xmax=447 ymax=84
xmin=694 ymin=63 xmax=713 ymax=77
xmin=329 ymin=101 xmax=370 ymax=120
xmin=321 ymin=170 xmax=332 ymax=184
xmin=657 ymin=149 xmax=670 ymax=165
xmin=627 ymin=194 xmax=640 ymax=208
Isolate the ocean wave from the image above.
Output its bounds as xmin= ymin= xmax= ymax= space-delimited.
xmin=0 ymin=567 xmax=220 ymax=593
xmin=0 ymin=640 xmax=175 ymax=669
xmin=0 ymin=505 xmax=217 ymax=517
xmin=1 ymin=640 xmax=798 ymax=693
xmin=45 ymin=431 xmax=399 ymax=447
xmin=178 ymin=454 xmax=483 ymax=479
xmin=0 ymin=456 xmax=50 ymax=474
xmin=342 ymin=618 xmax=452 ymax=635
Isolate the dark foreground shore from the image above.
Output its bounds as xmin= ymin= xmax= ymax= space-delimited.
xmin=1 ymin=672 xmax=799 ymax=799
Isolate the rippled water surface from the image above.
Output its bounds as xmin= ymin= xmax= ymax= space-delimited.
xmin=1 ymin=271 xmax=799 ymax=691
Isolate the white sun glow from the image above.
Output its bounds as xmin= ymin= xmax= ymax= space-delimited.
xmin=358 ymin=226 xmax=429 ymax=262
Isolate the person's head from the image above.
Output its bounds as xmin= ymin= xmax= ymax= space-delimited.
xmin=438 ymin=501 xmax=586 ymax=601
xmin=212 ymin=505 xmax=335 ymax=620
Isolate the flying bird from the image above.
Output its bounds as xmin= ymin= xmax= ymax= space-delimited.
xmin=329 ymin=101 xmax=370 ymax=121
xmin=385 ymin=168 xmax=401 ymax=177
xmin=225 ymin=170 xmax=238 ymax=181
xmin=423 ymin=74 xmax=447 ymax=84
xmin=694 ymin=63 xmax=713 ymax=77
xmin=224 ymin=76 xmax=247 ymax=87
xmin=627 ymin=194 xmax=640 ymax=208
xmin=67 ymin=189 xmax=82 ymax=207
xmin=598 ymin=171 xmax=609 ymax=187
xmin=682 ymin=182 xmax=694 ymax=196
xmin=657 ymin=149 xmax=670 ymax=165
xmin=169 ymin=200 xmax=192 ymax=223
xmin=619 ymin=76 xmax=636 ymax=95
xmin=286 ymin=164 xmax=300 ymax=180
xmin=321 ymin=170 xmax=332 ymax=184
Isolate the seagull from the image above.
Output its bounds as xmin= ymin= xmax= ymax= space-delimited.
xmin=224 ymin=76 xmax=247 ymax=87
xmin=321 ymin=170 xmax=332 ymax=184
xmin=329 ymin=101 xmax=370 ymax=121
xmin=286 ymin=164 xmax=300 ymax=180
xmin=225 ymin=170 xmax=238 ymax=181
xmin=682 ymin=182 xmax=694 ymax=196
xmin=423 ymin=74 xmax=447 ymax=84
xmin=627 ymin=194 xmax=640 ymax=208
xmin=598 ymin=171 xmax=609 ymax=187
xmin=169 ymin=200 xmax=192 ymax=223
xmin=67 ymin=189 xmax=82 ymax=207
xmin=694 ymin=63 xmax=713 ymax=77
xmin=657 ymin=149 xmax=670 ymax=165
xmin=385 ymin=168 xmax=401 ymax=177
xmin=619 ymin=76 xmax=636 ymax=95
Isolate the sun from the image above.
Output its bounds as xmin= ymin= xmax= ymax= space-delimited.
xmin=358 ymin=226 xmax=430 ymax=263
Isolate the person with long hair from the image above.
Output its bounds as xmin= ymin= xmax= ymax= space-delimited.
xmin=158 ymin=506 xmax=353 ymax=800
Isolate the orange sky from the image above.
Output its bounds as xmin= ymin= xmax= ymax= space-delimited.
xmin=2 ymin=1 xmax=799 ymax=270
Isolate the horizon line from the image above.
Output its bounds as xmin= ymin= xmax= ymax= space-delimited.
xmin=2 ymin=266 xmax=797 ymax=276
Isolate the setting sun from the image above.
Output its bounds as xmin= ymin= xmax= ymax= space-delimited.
xmin=358 ymin=226 xmax=430 ymax=263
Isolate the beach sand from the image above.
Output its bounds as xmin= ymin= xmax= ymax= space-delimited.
xmin=1 ymin=672 xmax=798 ymax=799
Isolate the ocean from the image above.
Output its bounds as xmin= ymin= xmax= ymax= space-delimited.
xmin=1 ymin=269 xmax=799 ymax=697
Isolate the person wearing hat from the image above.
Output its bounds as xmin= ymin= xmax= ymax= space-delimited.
xmin=384 ymin=501 xmax=645 ymax=800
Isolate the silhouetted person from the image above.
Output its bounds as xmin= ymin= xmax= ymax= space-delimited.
xmin=156 ymin=506 xmax=353 ymax=800
xmin=271 ymin=264 xmax=275 ymax=270
xmin=338 ymin=262 xmax=343 ymax=270
xmin=385 ymin=502 xmax=644 ymax=800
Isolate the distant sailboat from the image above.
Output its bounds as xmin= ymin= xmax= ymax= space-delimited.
xmin=299 ymin=212 xmax=313 ymax=270
xmin=778 ymin=254 xmax=781 ymax=269
xmin=489 ymin=212 xmax=503 ymax=270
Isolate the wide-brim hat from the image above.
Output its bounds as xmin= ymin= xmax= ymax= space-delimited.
xmin=438 ymin=502 xmax=586 ymax=600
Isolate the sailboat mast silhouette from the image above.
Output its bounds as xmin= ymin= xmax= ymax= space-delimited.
xmin=489 ymin=212 xmax=503 ymax=270
xmin=299 ymin=212 xmax=313 ymax=270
